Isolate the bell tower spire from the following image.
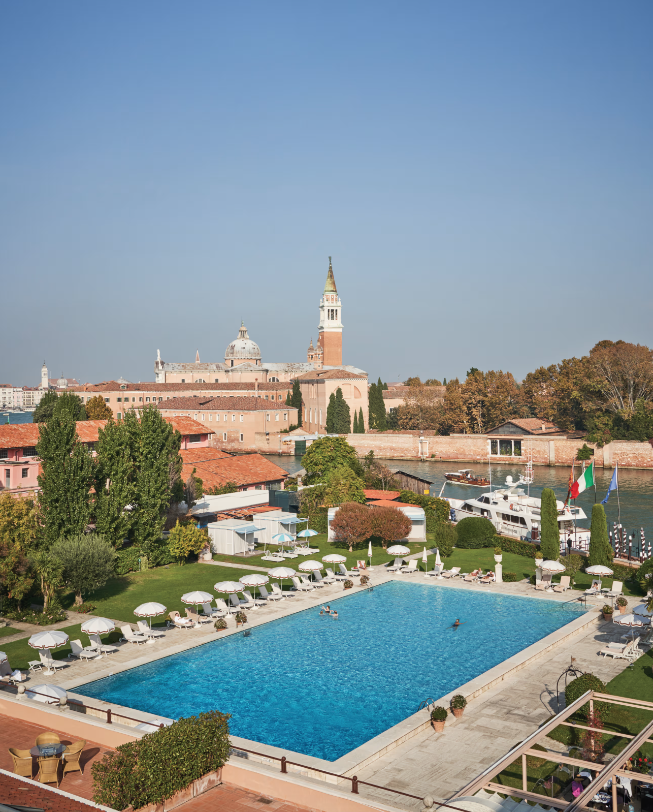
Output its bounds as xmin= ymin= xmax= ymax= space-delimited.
xmin=317 ymin=256 xmax=342 ymax=366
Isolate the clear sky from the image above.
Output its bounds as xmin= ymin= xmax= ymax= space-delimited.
xmin=2 ymin=1 xmax=652 ymax=387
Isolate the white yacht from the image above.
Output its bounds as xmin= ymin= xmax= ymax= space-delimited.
xmin=444 ymin=475 xmax=590 ymax=548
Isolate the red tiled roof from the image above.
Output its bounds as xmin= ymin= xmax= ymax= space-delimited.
xmin=364 ymin=489 xmax=400 ymax=501
xmin=0 ymin=772 xmax=102 ymax=811
xmin=70 ymin=381 xmax=290 ymax=393
xmin=368 ymin=500 xmax=416 ymax=508
xmin=0 ymin=420 xmax=107 ymax=449
xmin=294 ymin=369 xmax=366 ymax=381
xmin=183 ymin=453 xmax=289 ymax=490
xmin=181 ymin=448 xmax=232 ymax=464
xmin=163 ymin=415 xmax=213 ymax=436
xmin=488 ymin=418 xmax=562 ymax=435
xmin=159 ymin=397 xmax=295 ymax=412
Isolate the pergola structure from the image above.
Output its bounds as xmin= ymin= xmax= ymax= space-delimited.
xmin=449 ymin=690 xmax=653 ymax=812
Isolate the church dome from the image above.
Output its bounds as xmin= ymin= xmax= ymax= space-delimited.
xmin=225 ymin=322 xmax=261 ymax=363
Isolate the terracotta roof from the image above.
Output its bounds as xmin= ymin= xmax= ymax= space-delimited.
xmin=0 ymin=771 xmax=106 ymax=811
xmin=163 ymin=415 xmax=213 ymax=436
xmin=181 ymin=447 xmax=232 ymax=464
xmin=364 ymin=489 xmax=400 ymax=501
xmin=70 ymin=381 xmax=289 ymax=393
xmin=183 ymin=453 xmax=289 ymax=490
xmin=0 ymin=420 xmax=108 ymax=449
xmin=158 ymin=397 xmax=295 ymax=412
xmin=368 ymin=500 xmax=416 ymax=508
xmin=293 ymin=369 xmax=366 ymax=381
xmin=487 ymin=418 xmax=562 ymax=435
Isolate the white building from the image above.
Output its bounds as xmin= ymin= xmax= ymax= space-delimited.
xmin=206 ymin=518 xmax=265 ymax=556
xmin=253 ymin=510 xmax=306 ymax=546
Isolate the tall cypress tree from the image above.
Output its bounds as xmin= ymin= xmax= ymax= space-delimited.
xmin=540 ymin=488 xmax=560 ymax=560
xmin=285 ymin=391 xmax=291 ymax=406
xmin=326 ymin=393 xmax=337 ymax=433
xmin=132 ymin=407 xmax=182 ymax=558
xmin=37 ymin=412 xmax=94 ymax=545
xmin=589 ymin=504 xmax=613 ymax=567
xmin=352 ymin=410 xmax=359 ymax=433
xmin=368 ymin=383 xmax=378 ymax=429
xmin=290 ymin=379 xmax=303 ymax=427
xmin=358 ymin=407 xmax=365 ymax=433
xmin=95 ymin=418 xmax=136 ymax=548
xmin=334 ymin=387 xmax=351 ymax=433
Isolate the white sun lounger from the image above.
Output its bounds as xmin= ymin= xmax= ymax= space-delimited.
xmin=242 ymin=590 xmax=267 ymax=606
xmin=271 ymin=583 xmax=294 ymax=599
xmin=604 ymin=580 xmax=623 ymax=598
xmin=300 ymin=575 xmax=320 ymax=589
xmin=137 ymin=620 xmax=165 ymax=639
xmin=440 ymin=567 xmax=461 ymax=579
xmin=68 ymin=640 xmax=98 ymax=661
xmin=338 ymin=563 xmax=359 ymax=578
xmin=292 ymin=576 xmax=312 ymax=592
xmin=216 ymin=598 xmax=237 ymax=615
xmin=260 ymin=585 xmax=282 ymax=601
xmin=599 ymin=640 xmax=635 ymax=659
xmin=553 ymin=576 xmax=571 ymax=593
xmin=88 ymin=633 xmax=119 ymax=654
xmin=200 ymin=602 xmax=224 ymax=619
xmin=326 ymin=567 xmax=345 ymax=581
xmin=317 ymin=570 xmax=336 ymax=584
xmin=400 ymin=561 xmax=418 ymax=574
xmin=121 ymin=624 xmax=149 ymax=642
xmin=39 ymin=651 xmax=68 ymax=671
xmin=386 ymin=558 xmax=404 ymax=572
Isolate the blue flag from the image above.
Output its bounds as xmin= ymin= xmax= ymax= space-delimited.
xmin=601 ymin=464 xmax=618 ymax=505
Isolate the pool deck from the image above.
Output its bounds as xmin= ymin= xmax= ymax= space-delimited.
xmin=3 ymin=572 xmax=636 ymax=811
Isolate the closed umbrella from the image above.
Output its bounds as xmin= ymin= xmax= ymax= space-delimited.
xmin=239 ymin=573 xmax=269 ymax=602
xmin=28 ymin=631 xmax=69 ymax=676
xmin=422 ymin=547 xmax=428 ymax=564
xmin=26 ymin=684 xmax=67 ymax=704
xmin=268 ymin=566 xmax=296 ymax=594
xmin=0 ymin=651 xmax=7 ymax=664
xmin=299 ymin=559 xmax=323 ymax=582
xmin=387 ymin=545 xmax=410 ymax=555
xmin=586 ymin=565 xmax=614 ymax=591
xmin=434 ymin=547 xmax=442 ymax=575
xmin=80 ymin=616 xmax=116 ymax=660
xmin=134 ymin=602 xmax=167 ymax=631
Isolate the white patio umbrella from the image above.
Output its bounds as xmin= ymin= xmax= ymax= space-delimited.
xmin=272 ymin=533 xmax=295 ymax=544
xmin=134 ymin=602 xmax=167 ymax=630
xmin=633 ymin=604 xmax=653 ymax=618
xmin=323 ymin=554 xmax=346 ymax=564
xmin=387 ymin=545 xmax=410 ymax=555
xmin=268 ymin=566 xmax=296 ymax=594
xmin=26 ymin=684 xmax=67 ymax=704
xmin=239 ymin=573 xmax=270 ymax=601
xmin=540 ymin=560 xmax=566 ymax=573
xmin=299 ymin=559 xmax=323 ymax=582
xmin=297 ymin=528 xmax=318 ymax=538
xmin=613 ymin=612 xmax=650 ymax=640
xmin=28 ymin=630 xmax=69 ymax=675
xmin=0 ymin=651 xmax=7 ymax=664
xmin=585 ymin=565 xmax=614 ymax=590
xmin=80 ymin=616 xmax=116 ymax=659
xmin=214 ymin=580 xmax=245 ymax=593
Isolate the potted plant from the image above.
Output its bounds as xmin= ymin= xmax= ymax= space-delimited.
xmin=616 ymin=596 xmax=628 ymax=614
xmin=360 ymin=575 xmax=370 ymax=586
xmin=430 ymin=706 xmax=447 ymax=732
xmin=235 ymin=611 xmax=248 ymax=627
xmin=343 ymin=579 xmax=354 ymax=590
xmin=214 ymin=618 xmax=228 ymax=631
xmin=450 ymin=695 xmax=467 ymax=718
xmin=602 ymin=604 xmax=614 ymax=622
xmin=494 ymin=546 xmax=503 ymax=564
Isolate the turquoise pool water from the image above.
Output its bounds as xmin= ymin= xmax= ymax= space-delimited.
xmin=77 ymin=582 xmax=585 ymax=760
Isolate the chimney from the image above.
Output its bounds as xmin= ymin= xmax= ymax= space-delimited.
xmin=541 ymin=423 xmax=546 ymax=432
xmin=255 ymin=380 xmax=259 ymax=397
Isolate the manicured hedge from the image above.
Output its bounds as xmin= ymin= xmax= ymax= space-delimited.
xmin=502 ymin=572 xmax=519 ymax=582
xmin=298 ymin=507 xmax=328 ymax=534
xmin=565 ymin=674 xmax=608 ymax=720
xmin=455 ymin=517 xmax=496 ymax=548
xmin=495 ymin=537 xmax=542 ymax=558
xmin=92 ymin=711 xmax=230 ymax=810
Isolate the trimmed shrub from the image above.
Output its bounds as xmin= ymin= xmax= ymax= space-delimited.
xmin=455 ymin=517 xmax=496 ymax=549
xmin=495 ymin=537 xmax=541 ymax=558
xmin=434 ymin=522 xmax=457 ymax=559
xmin=115 ymin=546 xmax=142 ymax=575
xmin=214 ymin=618 xmax=227 ymax=631
xmin=75 ymin=602 xmax=96 ymax=614
xmin=502 ymin=572 xmax=519 ymax=582
xmin=360 ymin=574 xmax=370 ymax=586
xmin=431 ymin=706 xmax=447 ymax=721
xmin=451 ymin=694 xmax=467 ymax=710
xmin=92 ymin=711 xmax=230 ymax=810
xmin=565 ymin=674 xmax=608 ymax=720
xmin=343 ymin=579 xmax=354 ymax=589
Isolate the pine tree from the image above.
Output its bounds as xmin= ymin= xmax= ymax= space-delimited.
xmin=290 ymin=379 xmax=303 ymax=427
xmin=334 ymin=387 xmax=351 ymax=433
xmin=37 ymin=412 xmax=94 ymax=546
xmin=326 ymin=393 xmax=337 ymax=433
xmin=540 ymin=488 xmax=560 ymax=560
xmin=95 ymin=418 xmax=136 ymax=548
xmin=589 ymin=504 xmax=613 ymax=567
xmin=373 ymin=383 xmax=387 ymax=430
xmin=358 ymin=407 xmax=365 ymax=433
xmin=131 ymin=407 xmax=182 ymax=558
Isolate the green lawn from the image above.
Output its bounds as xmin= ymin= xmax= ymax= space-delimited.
xmin=0 ymin=625 xmax=18 ymax=639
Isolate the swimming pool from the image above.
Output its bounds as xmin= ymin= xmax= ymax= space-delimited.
xmin=77 ymin=582 xmax=585 ymax=760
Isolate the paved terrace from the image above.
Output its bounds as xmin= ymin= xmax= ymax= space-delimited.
xmin=1 ymin=572 xmax=636 ymax=812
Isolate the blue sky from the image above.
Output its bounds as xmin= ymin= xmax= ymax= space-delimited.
xmin=2 ymin=1 xmax=652 ymax=387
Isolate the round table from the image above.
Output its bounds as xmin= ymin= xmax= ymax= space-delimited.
xmin=30 ymin=744 xmax=65 ymax=758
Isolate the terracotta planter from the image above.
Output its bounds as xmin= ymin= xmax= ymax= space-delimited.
xmin=431 ymin=719 xmax=446 ymax=732
xmin=603 ymin=612 xmax=613 ymax=622
xmin=619 ymin=605 xmax=627 ymax=614
xmin=451 ymin=708 xmax=465 ymax=718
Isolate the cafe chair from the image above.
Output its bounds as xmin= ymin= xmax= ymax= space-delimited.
xmin=35 ymin=732 xmax=60 ymax=747
xmin=37 ymin=754 xmax=60 ymax=787
xmin=62 ymin=740 xmax=86 ymax=777
xmin=9 ymin=748 xmax=33 ymax=778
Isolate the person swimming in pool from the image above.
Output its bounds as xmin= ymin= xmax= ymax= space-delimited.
xmin=332 ymin=610 xmax=338 ymax=619
xmin=452 ymin=619 xmax=466 ymax=628
xmin=322 ymin=605 xmax=331 ymax=614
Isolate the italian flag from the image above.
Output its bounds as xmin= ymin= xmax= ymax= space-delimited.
xmin=570 ymin=462 xmax=594 ymax=499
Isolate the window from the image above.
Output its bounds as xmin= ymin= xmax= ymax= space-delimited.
xmin=223 ymin=432 xmax=227 ymax=441
xmin=278 ymin=394 xmax=282 ymax=401
xmin=200 ymin=414 xmax=205 ymax=421
xmin=489 ymin=439 xmax=522 ymax=457
xmin=265 ymin=395 xmax=269 ymax=400
xmin=146 ymin=397 xmax=150 ymax=402
xmin=232 ymin=414 xmax=236 ymax=422
xmin=214 ymin=378 xmax=219 ymax=382
xmin=0 ymin=449 xmax=7 ymax=459
xmin=239 ymin=433 xmax=244 ymax=442
xmin=283 ymin=413 xmax=287 ymax=421
xmin=190 ymin=434 xmax=201 ymax=443
xmin=139 ymin=397 xmax=143 ymax=402
xmin=22 ymin=468 xmax=28 ymax=478
xmin=216 ymin=414 xmax=220 ymax=421
xmin=181 ymin=379 xmax=186 ymax=383
xmin=196 ymin=378 xmax=204 ymax=383
xmin=132 ymin=397 xmax=136 ymax=402
xmin=275 ymin=413 xmax=279 ymax=421
xmin=209 ymin=414 xmax=212 ymax=421
xmin=240 ymin=414 xmax=244 ymax=422
xmin=22 ymin=447 xmax=37 ymax=457
xmin=194 ymin=414 xmax=198 ymax=420
xmin=255 ymin=484 xmax=263 ymax=490
xmin=104 ymin=398 xmax=110 ymax=403
xmin=117 ymin=398 xmax=122 ymax=402
xmin=117 ymin=413 xmax=122 ymax=420
xmin=159 ymin=397 xmax=163 ymax=402
xmin=319 ymin=409 xmax=322 ymax=424
xmin=266 ymin=413 xmax=270 ymax=421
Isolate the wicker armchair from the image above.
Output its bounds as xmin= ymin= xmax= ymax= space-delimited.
xmin=37 ymin=755 xmax=60 ymax=787
xmin=63 ymin=739 xmax=86 ymax=777
xmin=35 ymin=732 xmax=61 ymax=747
xmin=9 ymin=748 xmax=33 ymax=778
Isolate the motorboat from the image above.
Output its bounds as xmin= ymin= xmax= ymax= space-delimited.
xmin=444 ymin=474 xmax=591 ymax=549
xmin=444 ymin=469 xmax=491 ymax=487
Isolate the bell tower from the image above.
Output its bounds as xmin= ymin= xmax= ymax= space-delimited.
xmin=317 ymin=257 xmax=342 ymax=366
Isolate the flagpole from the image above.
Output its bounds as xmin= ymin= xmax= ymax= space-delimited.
xmin=593 ymin=460 xmax=597 ymax=504
xmin=616 ymin=463 xmax=621 ymax=525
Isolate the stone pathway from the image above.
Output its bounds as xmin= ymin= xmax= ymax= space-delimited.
xmin=0 ymin=610 xmax=95 ymax=644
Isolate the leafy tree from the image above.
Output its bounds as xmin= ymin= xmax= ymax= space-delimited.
xmin=576 ymin=444 xmax=593 ymax=461
xmin=301 ymin=436 xmax=362 ymax=484
xmin=323 ymin=465 xmax=366 ymax=507
xmin=334 ymin=387 xmax=351 ymax=433
xmin=95 ymin=418 xmax=136 ymax=548
xmin=387 ymin=407 xmax=399 ymax=430
xmin=540 ymin=488 xmax=560 ymax=560
xmin=0 ymin=494 xmax=38 ymax=608
xmin=183 ymin=468 xmax=203 ymax=507
xmin=330 ymin=502 xmax=372 ymax=552
xmin=326 ymin=392 xmax=337 ymax=433
xmin=588 ymin=503 xmax=613 ymax=567
xmin=33 ymin=391 xmax=59 ymax=423
xmin=53 ymin=391 xmax=87 ymax=421
xmin=167 ymin=521 xmax=207 ymax=565
xmin=398 ymin=491 xmax=450 ymax=530
xmin=290 ymin=379 xmax=303 ymax=427
xmin=466 ymin=367 xmax=480 ymax=378
xmin=454 ymin=516 xmax=496 ymax=548
xmin=37 ymin=411 xmax=94 ymax=546
xmin=298 ymin=484 xmax=327 ymax=531
xmin=564 ymin=553 xmax=584 ymax=585
xmin=285 ymin=391 xmax=291 ymax=406
xmin=396 ymin=385 xmax=442 ymax=431
xmin=0 ymin=538 xmax=33 ymax=608
xmin=404 ymin=377 xmax=422 ymax=386
xmin=361 ymin=450 xmax=398 ymax=490
xmin=131 ymin=407 xmax=182 ymax=559
xmin=86 ymin=395 xmax=114 ymax=420
xmin=370 ymin=506 xmax=411 ymax=549
xmin=29 ymin=550 xmax=64 ymax=610
xmin=51 ymin=533 xmax=116 ymax=605
xmin=434 ymin=521 xmax=457 ymax=559
xmin=439 ymin=378 xmax=468 ymax=435
xmin=205 ymin=481 xmax=238 ymax=495
xmin=424 ymin=379 xmax=442 ymax=386
xmin=588 ymin=340 xmax=653 ymax=414
xmin=565 ymin=673 xmax=608 ymax=720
